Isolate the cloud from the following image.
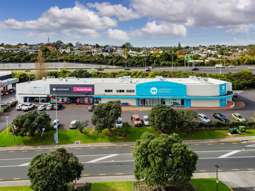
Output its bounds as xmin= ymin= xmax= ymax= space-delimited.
xmin=0 ymin=4 xmax=116 ymax=36
xmin=107 ymin=29 xmax=129 ymax=41
xmin=88 ymin=2 xmax=139 ymax=21
xmin=136 ymin=21 xmax=186 ymax=36
xmin=131 ymin=0 xmax=255 ymax=29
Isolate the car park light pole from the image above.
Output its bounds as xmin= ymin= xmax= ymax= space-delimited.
xmin=54 ymin=96 xmax=58 ymax=144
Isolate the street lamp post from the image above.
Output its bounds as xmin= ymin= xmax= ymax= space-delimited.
xmin=54 ymin=96 xmax=59 ymax=144
xmin=215 ymin=164 xmax=220 ymax=191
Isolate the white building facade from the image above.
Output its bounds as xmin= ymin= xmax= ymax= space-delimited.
xmin=16 ymin=76 xmax=233 ymax=108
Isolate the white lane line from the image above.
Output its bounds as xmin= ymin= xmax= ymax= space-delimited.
xmin=245 ymin=144 xmax=255 ymax=148
xmin=86 ymin=154 xmax=119 ymax=164
xmin=18 ymin=162 xmax=30 ymax=167
xmin=218 ymin=150 xmax=241 ymax=158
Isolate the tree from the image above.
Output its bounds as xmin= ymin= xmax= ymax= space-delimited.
xmin=92 ymin=101 xmax=121 ymax=131
xmin=28 ymin=148 xmax=83 ymax=191
xmin=149 ymin=105 xmax=178 ymax=134
xmin=134 ymin=133 xmax=198 ymax=191
xmin=12 ymin=111 xmax=51 ymax=136
xmin=176 ymin=110 xmax=198 ymax=131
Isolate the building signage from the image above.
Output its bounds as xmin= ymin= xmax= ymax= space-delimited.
xmin=136 ymin=81 xmax=186 ymax=97
xmin=50 ymin=84 xmax=94 ymax=96
xmin=150 ymin=87 xmax=158 ymax=95
xmin=72 ymin=87 xmax=93 ymax=93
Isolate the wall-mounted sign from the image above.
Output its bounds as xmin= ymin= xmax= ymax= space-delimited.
xmin=50 ymin=84 xmax=94 ymax=96
xmin=136 ymin=81 xmax=186 ymax=97
xmin=72 ymin=87 xmax=93 ymax=93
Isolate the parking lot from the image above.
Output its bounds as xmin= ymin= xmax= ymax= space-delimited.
xmin=0 ymin=90 xmax=255 ymax=130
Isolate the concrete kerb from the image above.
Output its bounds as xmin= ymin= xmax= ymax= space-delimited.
xmin=0 ymin=173 xmax=237 ymax=188
xmin=1 ymin=135 xmax=255 ymax=151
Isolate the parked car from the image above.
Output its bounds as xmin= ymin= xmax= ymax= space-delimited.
xmin=21 ymin=103 xmax=35 ymax=111
xmin=37 ymin=104 xmax=46 ymax=111
xmin=46 ymin=104 xmax=53 ymax=110
xmin=197 ymin=113 xmax=211 ymax=124
xmin=7 ymin=99 xmax=17 ymax=107
xmin=232 ymin=113 xmax=246 ymax=122
xmin=213 ymin=113 xmax=229 ymax=124
xmin=131 ymin=114 xmax=143 ymax=127
xmin=53 ymin=103 xmax=64 ymax=110
xmin=115 ymin=117 xmax=123 ymax=128
xmin=229 ymin=126 xmax=247 ymax=134
xmin=88 ymin=105 xmax=94 ymax=112
xmin=16 ymin=103 xmax=23 ymax=111
xmin=143 ymin=115 xmax=149 ymax=126
xmin=69 ymin=120 xmax=79 ymax=129
xmin=52 ymin=119 xmax=61 ymax=128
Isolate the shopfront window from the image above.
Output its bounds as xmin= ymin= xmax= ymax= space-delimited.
xmin=138 ymin=99 xmax=183 ymax=107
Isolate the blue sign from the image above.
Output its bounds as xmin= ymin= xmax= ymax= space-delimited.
xmin=136 ymin=81 xmax=187 ymax=97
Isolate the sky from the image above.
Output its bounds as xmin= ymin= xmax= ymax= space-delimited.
xmin=0 ymin=0 xmax=255 ymax=47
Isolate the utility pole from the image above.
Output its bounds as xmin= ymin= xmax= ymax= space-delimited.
xmin=215 ymin=164 xmax=220 ymax=191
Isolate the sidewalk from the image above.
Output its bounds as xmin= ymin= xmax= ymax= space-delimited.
xmin=1 ymin=171 xmax=254 ymax=188
xmin=0 ymin=135 xmax=255 ymax=151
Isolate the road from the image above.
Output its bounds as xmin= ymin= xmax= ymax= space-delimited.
xmin=1 ymin=62 xmax=255 ymax=74
xmin=0 ymin=142 xmax=255 ymax=180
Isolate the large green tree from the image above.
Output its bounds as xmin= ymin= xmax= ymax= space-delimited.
xmin=149 ymin=105 xmax=178 ymax=133
xmin=92 ymin=101 xmax=121 ymax=131
xmin=28 ymin=148 xmax=83 ymax=191
xmin=12 ymin=111 xmax=51 ymax=136
xmin=134 ymin=133 xmax=198 ymax=191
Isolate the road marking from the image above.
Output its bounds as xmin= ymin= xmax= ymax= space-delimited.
xmin=86 ymin=154 xmax=119 ymax=163
xmin=18 ymin=162 xmax=30 ymax=167
xmin=218 ymin=150 xmax=241 ymax=158
xmin=245 ymin=144 xmax=255 ymax=148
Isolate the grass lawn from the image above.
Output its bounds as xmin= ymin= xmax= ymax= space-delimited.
xmin=0 ymin=179 xmax=231 ymax=191
xmin=0 ymin=186 xmax=32 ymax=191
xmin=91 ymin=182 xmax=133 ymax=191
xmin=192 ymin=179 xmax=231 ymax=191
xmin=1 ymin=126 xmax=255 ymax=147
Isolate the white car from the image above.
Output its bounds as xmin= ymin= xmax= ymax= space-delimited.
xmin=37 ymin=104 xmax=46 ymax=111
xmin=52 ymin=119 xmax=61 ymax=128
xmin=197 ymin=113 xmax=211 ymax=124
xmin=69 ymin=120 xmax=79 ymax=129
xmin=46 ymin=104 xmax=53 ymax=110
xmin=115 ymin=117 xmax=123 ymax=128
xmin=143 ymin=115 xmax=149 ymax=126
xmin=21 ymin=103 xmax=34 ymax=111
xmin=16 ymin=103 xmax=23 ymax=111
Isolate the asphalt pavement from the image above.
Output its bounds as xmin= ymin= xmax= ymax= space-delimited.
xmin=0 ymin=142 xmax=255 ymax=180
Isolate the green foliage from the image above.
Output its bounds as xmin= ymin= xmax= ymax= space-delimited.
xmin=28 ymin=148 xmax=83 ymax=191
xmin=176 ymin=110 xmax=199 ymax=131
xmin=134 ymin=133 xmax=198 ymax=190
xmin=12 ymin=111 xmax=51 ymax=136
xmin=74 ymin=121 xmax=89 ymax=133
xmin=92 ymin=101 xmax=121 ymax=131
xmin=12 ymin=71 xmax=35 ymax=82
xmin=150 ymin=105 xmax=178 ymax=133
xmin=70 ymin=69 xmax=92 ymax=78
